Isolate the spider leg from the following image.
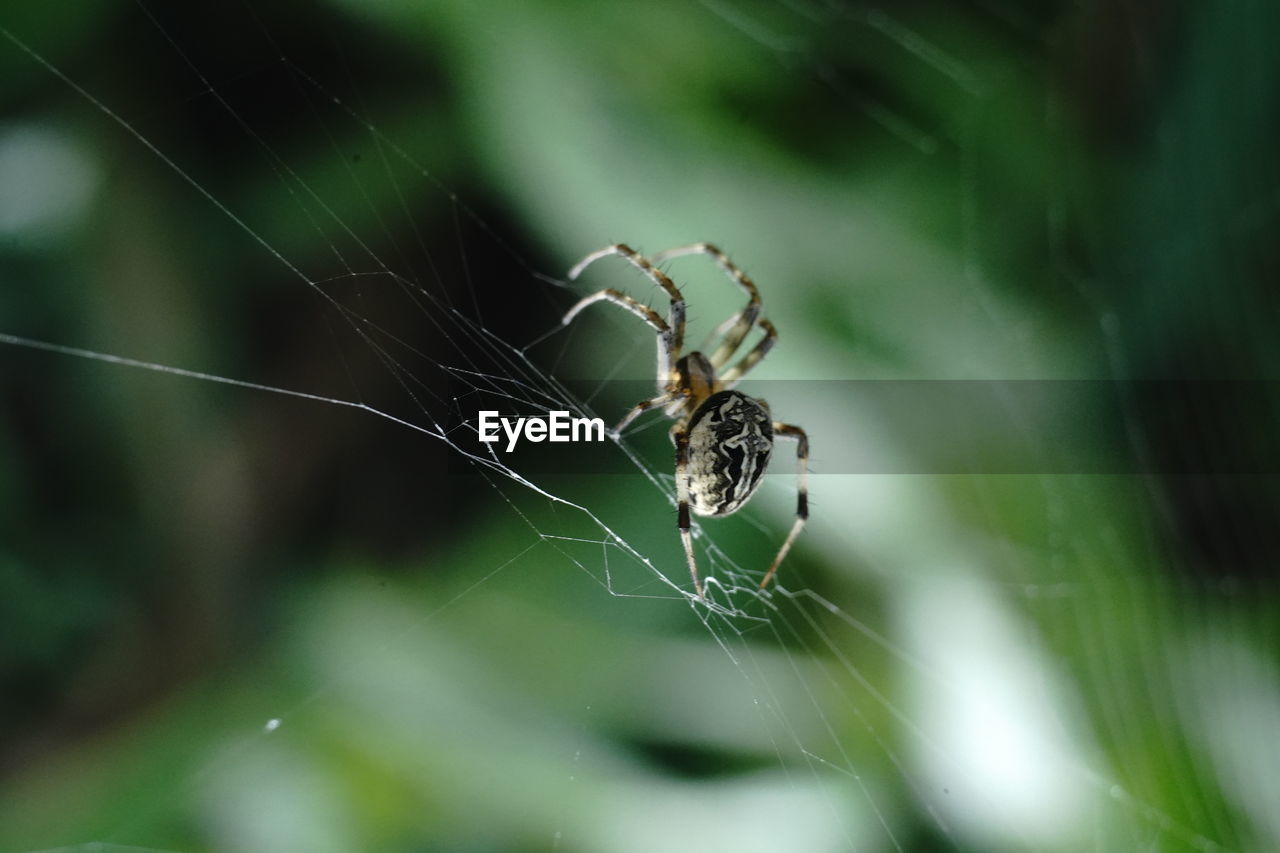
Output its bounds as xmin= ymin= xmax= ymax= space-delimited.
xmin=672 ymin=423 xmax=703 ymax=598
xmin=652 ymin=243 xmax=760 ymax=369
xmin=569 ymin=244 xmax=686 ymax=360
xmin=562 ymin=288 xmax=676 ymax=380
xmin=612 ymin=390 xmax=685 ymax=437
xmin=717 ymin=319 xmax=778 ymax=388
xmin=759 ymin=422 xmax=808 ymax=590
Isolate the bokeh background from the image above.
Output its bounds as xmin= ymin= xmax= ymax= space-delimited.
xmin=2 ymin=1 xmax=1278 ymax=851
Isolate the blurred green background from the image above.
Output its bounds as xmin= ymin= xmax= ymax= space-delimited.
xmin=2 ymin=1 xmax=1278 ymax=851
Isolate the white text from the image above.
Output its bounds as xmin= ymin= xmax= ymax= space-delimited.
xmin=477 ymin=410 xmax=605 ymax=452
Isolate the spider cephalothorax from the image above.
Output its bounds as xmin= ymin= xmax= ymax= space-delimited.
xmin=564 ymin=243 xmax=809 ymax=598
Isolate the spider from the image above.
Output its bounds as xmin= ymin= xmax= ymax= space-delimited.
xmin=564 ymin=243 xmax=809 ymax=598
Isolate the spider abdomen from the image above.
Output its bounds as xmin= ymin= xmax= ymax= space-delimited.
xmin=684 ymin=390 xmax=773 ymax=517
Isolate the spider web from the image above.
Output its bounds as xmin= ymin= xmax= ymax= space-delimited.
xmin=2 ymin=2 xmax=1277 ymax=851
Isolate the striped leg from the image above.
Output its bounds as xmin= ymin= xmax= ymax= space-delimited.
xmin=652 ymin=242 xmax=761 ymax=369
xmin=758 ymin=422 xmax=808 ymax=590
xmin=717 ymin=319 xmax=777 ymax=388
xmin=569 ymin=244 xmax=686 ymax=362
xmin=672 ymin=423 xmax=703 ymax=598
xmin=562 ymin=288 xmax=676 ymax=380
xmin=612 ymin=391 xmax=683 ymax=437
